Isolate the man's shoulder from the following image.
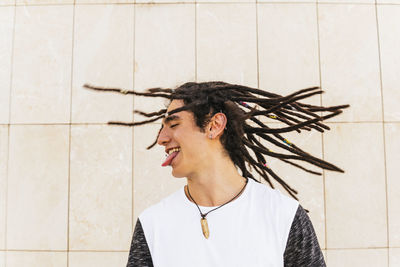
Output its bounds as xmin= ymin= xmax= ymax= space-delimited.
xmin=250 ymin=179 xmax=299 ymax=210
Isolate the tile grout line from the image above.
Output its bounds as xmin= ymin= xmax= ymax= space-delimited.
xmin=4 ymin=2 xmax=17 ymax=264
xmin=373 ymin=0 xmax=390 ymax=265
xmin=315 ymin=0 xmax=328 ymax=256
xmin=255 ymin=0 xmax=259 ymax=89
xmin=195 ymin=0 xmax=197 ymax=82
xmin=255 ymin=0 xmax=261 ymax=185
xmin=67 ymin=1 xmax=77 ymax=265
xmin=132 ymin=2 xmax=136 ymax=242
xmin=9 ymin=2 xmax=400 ymax=7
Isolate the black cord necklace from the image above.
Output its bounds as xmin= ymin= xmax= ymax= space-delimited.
xmin=186 ymin=177 xmax=249 ymax=239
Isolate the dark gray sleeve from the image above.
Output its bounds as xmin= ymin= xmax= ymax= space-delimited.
xmin=283 ymin=205 xmax=326 ymax=267
xmin=126 ymin=218 xmax=154 ymax=267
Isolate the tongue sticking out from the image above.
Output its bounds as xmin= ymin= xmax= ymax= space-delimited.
xmin=162 ymin=151 xmax=179 ymax=167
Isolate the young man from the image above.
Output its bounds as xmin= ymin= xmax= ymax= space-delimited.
xmin=84 ymin=81 xmax=349 ymax=266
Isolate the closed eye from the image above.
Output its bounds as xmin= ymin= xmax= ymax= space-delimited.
xmin=170 ymin=124 xmax=179 ymax=128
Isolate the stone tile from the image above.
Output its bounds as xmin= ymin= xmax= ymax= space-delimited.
xmin=0 ymin=0 xmax=14 ymax=5
xmin=76 ymin=0 xmax=134 ymax=3
xmin=11 ymin=5 xmax=73 ymax=124
xmin=197 ymin=3 xmax=258 ymax=87
xmin=197 ymin=0 xmax=254 ymax=3
xmin=327 ymin=248 xmax=388 ymax=267
xmin=69 ymin=125 xmax=132 ymax=250
xmin=318 ymin=4 xmax=381 ymax=122
xmin=389 ymin=248 xmax=400 ymax=267
xmin=69 ymin=252 xmax=127 ymax=267
xmin=0 ymin=251 xmax=4 ymax=267
xmin=377 ymin=5 xmax=400 ymax=122
xmin=377 ymin=0 xmax=400 ymax=3
xmin=324 ymin=123 xmax=387 ymax=248
xmin=259 ymin=0 xmax=315 ymax=2
xmin=385 ymin=123 xmax=400 ymax=247
xmin=0 ymin=126 xmax=7 ymax=250
xmin=258 ymin=3 xmax=320 ymax=107
xmin=318 ymin=0 xmax=374 ymax=3
xmin=6 ymin=251 xmax=67 ymax=267
xmin=134 ymin=4 xmax=195 ymax=121
xmin=133 ymin=123 xmax=186 ymax=224
xmin=0 ymin=6 xmax=14 ymax=124
xmin=137 ymin=0 xmax=192 ymax=3
xmin=16 ymin=0 xmax=74 ymax=4
xmin=72 ymin=4 xmax=134 ymax=123
xmin=7 ymin=125 xmax=69 ymax=250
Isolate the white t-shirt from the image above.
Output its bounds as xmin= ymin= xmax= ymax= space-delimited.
xmin=138 ymin=178 xmax=299 ymax=267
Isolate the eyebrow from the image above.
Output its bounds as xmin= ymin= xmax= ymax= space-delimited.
xmin=162 ymin=114 xmax=181 ymax=125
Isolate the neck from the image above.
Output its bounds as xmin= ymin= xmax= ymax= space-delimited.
xmin=184 ymin=157 xmax=248 ymax=207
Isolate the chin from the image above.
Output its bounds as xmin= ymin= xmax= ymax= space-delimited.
xmin=171 ymin=165 xmax=189 ymax=178
xmin=171 ymin=169 xmax=187 ymax=178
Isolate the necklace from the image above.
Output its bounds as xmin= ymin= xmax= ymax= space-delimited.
xmin=186 ymin=178 xmax=249 ymax=239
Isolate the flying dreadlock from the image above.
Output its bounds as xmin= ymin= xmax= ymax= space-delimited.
xmin=83 ymin=81 xmax=349 ymax=202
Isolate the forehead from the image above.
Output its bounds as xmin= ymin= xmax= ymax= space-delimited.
xmin=162 ymin=100 xmax=193 ymax=124
xmin=166 ymin=99 xmax=184 ymax=113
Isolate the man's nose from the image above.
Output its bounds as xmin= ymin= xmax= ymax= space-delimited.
xmin=157 ymin=127 xmax=170 ymax=146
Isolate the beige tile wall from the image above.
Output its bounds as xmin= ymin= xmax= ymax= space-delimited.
xmin=69 ymin=125 xmax=132 ymax=251
xmin=0 ymin=127 xmax=8 ymax=252
xmin=7 ymin=125 xmax=70 ymax=250
xmin=11 ymin=5 xmax=74 ymax=124
xmin=197 ymin=3 xmax=258 ymax=87
xmin=133 ymin=4 xmax=195 ymax=121
xmin=258 ymin=3 xmax=320 ymax=103
xmin=0 ymin=7 xmax=13 ymax=124
xmin=327 ymin=248 xmax=388 ymax=267
xmin=0 ymin=1 xmax=399 ymax=266
xmin=72 ymin=4 xmax=134 ymax=124
xmin=319 ymin=4 xmax=382 ymax=123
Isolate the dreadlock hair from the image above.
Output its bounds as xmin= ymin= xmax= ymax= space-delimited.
xmin=83 ymin=81 xmax=349 ymax=203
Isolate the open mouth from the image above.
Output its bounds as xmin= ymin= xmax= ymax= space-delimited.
xmin=162 ymin=147 xmax=181 ymax=167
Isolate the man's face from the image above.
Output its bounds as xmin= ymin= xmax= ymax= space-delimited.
xmin=157 ymin=100 xmax=209 ymax=178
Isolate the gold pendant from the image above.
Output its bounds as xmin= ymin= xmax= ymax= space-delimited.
xmin=201 ymin=217 xmax=209 ymax=239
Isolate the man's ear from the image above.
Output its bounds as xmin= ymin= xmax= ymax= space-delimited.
xmin=208 ymin=112 xmax=227 ymax=139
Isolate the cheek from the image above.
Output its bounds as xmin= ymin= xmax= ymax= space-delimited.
xmin=186 ymin=137 xmax=207 ymax=157
xmin=179 ymin=134 xmax=203 ymax=153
